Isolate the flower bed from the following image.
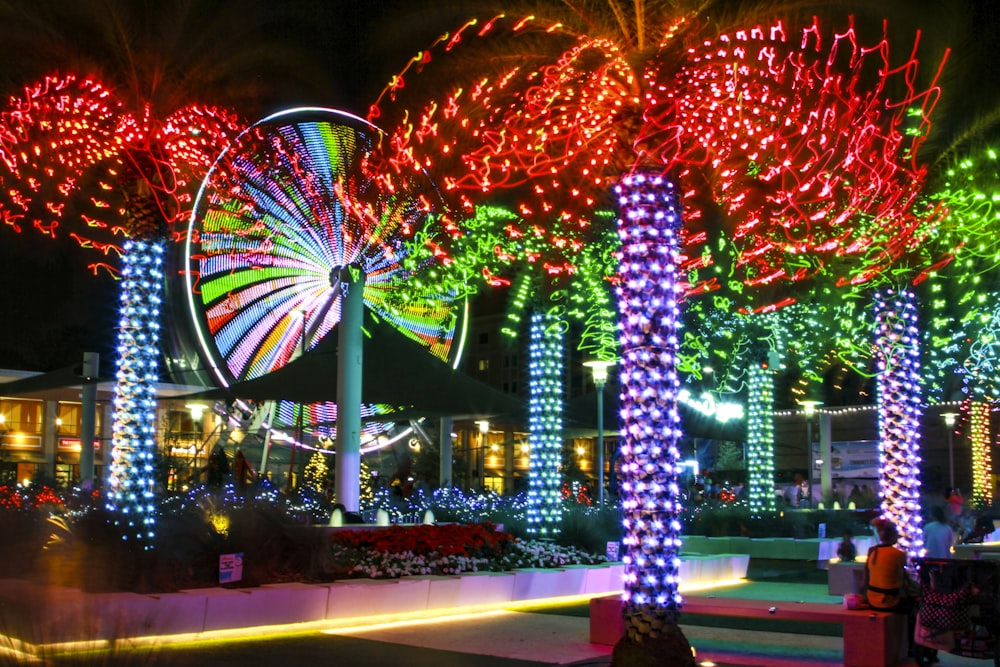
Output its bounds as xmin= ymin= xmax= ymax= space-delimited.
xmin=327 ymin=523 xmax=606 ymax=579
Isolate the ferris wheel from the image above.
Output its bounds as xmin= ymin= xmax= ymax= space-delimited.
xmin=183 ymin=107 xmax=465 ymax=438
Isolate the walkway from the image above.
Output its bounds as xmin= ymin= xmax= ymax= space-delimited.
xmin=33 ymin=580 xmax=990 ymax=666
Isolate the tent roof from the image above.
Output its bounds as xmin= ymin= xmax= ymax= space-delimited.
xmin=184 ymin=315 xmax=525 ymax=422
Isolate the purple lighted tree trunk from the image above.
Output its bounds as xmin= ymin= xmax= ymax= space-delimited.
xmin=612 ymin=171 xmax=693 ymax=665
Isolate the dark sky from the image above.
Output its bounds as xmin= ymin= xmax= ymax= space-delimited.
xmin=0 ymin=0 xmax=998 ymax=374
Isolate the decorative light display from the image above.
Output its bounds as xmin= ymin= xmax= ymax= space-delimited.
xmin=963 ymin=302 xmax=1000 ymax=404
xmin=960 ymin=302 xmax=1000 ymax=507
xmin=745 ymin=363 xmax=777 ymax=517
xmin=616 ymin=172 xmax=685 ymax=630
xmin=303 ymin=447 xmax=330 ymax=493
xmin=106 ymin=239 xmax=163 ymax=544
xmin=646 ymin=17 xmax=946 ymax=308
xmin=0 ymin=74 xmax=245 ymax=545
xmin=0 ymin=74 xmax=243 ymax=262
xmin=186 ymin=108 xmax=459 ymax=386
xmin=373 ymin=14 xmax=945 ymax=405
xmin=185 ymin=108 xmax=465 ymax=453
xmin=967 ymin=401 xmax=993 ymax=507
xmin=526 ymin=309 xmax=564 ymax=536
xmin=873 ymin=288 xmax=924 ymax=559
xmin=920 ymin=147 xmax=1000 ymax=403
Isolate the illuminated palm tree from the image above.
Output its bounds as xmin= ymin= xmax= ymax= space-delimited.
xmin=372 ymin=4 xmax=947 ymax=662
xmin=0 ymin=0 xmax=325 ymax=544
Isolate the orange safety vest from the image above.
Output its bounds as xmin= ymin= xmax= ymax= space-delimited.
xmin=865 ymin=544 xmax=906 ymax=610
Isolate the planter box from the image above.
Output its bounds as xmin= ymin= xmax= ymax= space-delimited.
xmin=326 ymin=577 xmax=431 ymax=619
xmin=0 ymin=563 xmax=627 ymax=648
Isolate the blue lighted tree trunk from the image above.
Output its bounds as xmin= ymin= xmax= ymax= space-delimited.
xmin=612 ymin=172 xmax=694 ymax=665
xmin=873 ymin=287 xmax=924 ymax=558
xmin=107 ymin=175 xmax=167 ymax=547
xmin=526 ymin=308 xmax=564 ymax=536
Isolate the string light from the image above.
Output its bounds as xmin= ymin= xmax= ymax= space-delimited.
xmin=746 ymin=363 xmax=777 ymax=517
xmin=616 ymin=171 xmax=685 ymax=628
xmin=873 ymin=288 xmax=924 ymax=559
xmin=967 ymin=401 xmax=994 ymax=507
xmin=526 ymin=310 xmax=564 ymax=536
xmin=106 ymin=239 xmax=164 ymax=546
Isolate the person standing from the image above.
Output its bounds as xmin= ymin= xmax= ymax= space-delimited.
xmin=945 ymin=487 xmax=964 ymax=520
xmin=923 ymin=505 xmax=955 ymax=558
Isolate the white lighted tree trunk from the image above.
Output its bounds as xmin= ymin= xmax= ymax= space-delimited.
xmin=526 ymin=308 xmax=564 ymax=536
xmin=746 ymin=362 xmax=777 ymax=516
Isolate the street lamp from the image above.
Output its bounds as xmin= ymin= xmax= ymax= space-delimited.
xmin=475 ymin=420 xmax=489 ymax=489
xmin=942 ymin=411 xmax=958 ymax=490
xmin=800 ymin=400 xmax=823 ymax=507
xmin=584 ymin=359 xmax=616 ymax=507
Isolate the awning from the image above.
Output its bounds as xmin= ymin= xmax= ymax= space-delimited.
xmin=183 ymin=315 xmax=525 ymax=422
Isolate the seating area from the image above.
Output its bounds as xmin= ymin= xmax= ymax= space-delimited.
xmin=589 ymin=592 xmax=908 ymax=667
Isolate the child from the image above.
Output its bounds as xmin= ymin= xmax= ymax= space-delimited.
xmin=837 ymin=529 xmax=857 ymax=562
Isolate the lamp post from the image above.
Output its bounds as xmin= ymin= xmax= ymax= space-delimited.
xmin=584 ymin=360 xmax=616 ymax=507
xmin=800 ymin=400 xmax=823 ymax=507
xmin=942 ymin=411 xmax=958 ymax=490
xmin=475 ymin=420 xmax=489 ymax=490
xmin=186 ymin=403 xmax=206 ymax=485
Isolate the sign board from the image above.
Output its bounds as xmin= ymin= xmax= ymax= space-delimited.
xmin=606 ymin=541 xmax=620 ymax=561
xmin=813 ymin=440 xmax=879 ymax=480
xmin=219 ymin=552 xmax=243 ymax=584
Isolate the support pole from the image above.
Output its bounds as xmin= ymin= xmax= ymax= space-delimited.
xmin=334 ymin=266 xmax=364 ymax=512
xmin=439 ymin=417 xmax=453 ymax=488
xmin=820 ymin=412 xmax=833 ymax=504
xmin=79 ymin=352 xmax=99 ymax=489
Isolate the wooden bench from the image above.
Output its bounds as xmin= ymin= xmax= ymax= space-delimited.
xmin=590 ymin=594 xmax=907 ymax=667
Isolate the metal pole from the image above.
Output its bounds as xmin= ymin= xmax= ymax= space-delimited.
xmin=596 ymin=378 xmax=605 ymax=507
xmin=334 ymin=266 xmax=364 ymax=512
xmin=79 ymin=352 xmax=99 ymax=489
xmin=807 ymin=418 xmax=813 ymax=507
xmin=948 ymin=429 xmax=955 ymax=490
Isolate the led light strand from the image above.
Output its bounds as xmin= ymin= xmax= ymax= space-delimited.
xmin=526 ymin=309 xmax=564 ymax=536
xmin=873 ymin=288 xmax=924 ymax=559
xmin=746 ymin=363 xmax=777 ymax=517
xmin=106 ymin=239 xmax=164 ymax=546
xmin=616 ymin=171 xmax=685 ymax=634
xmin=968 ymin=401 xmax=993 ymax=507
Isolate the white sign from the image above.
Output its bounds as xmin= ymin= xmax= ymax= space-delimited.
xmin=219 ymin=552 xmax=243 ymax=584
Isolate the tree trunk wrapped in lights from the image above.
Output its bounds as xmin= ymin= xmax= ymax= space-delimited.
xmin=963 ymin=302 xmax=1000 ymax=507
xmin=967 ymin=401 xmax=993 ymax=507
xmin=613 ymin=171 xmax=694 ymax=666
xmin=107 ymin=236 xmax=164 ymax=544
xmin=526 ymin=308 xmax=565 ymax=537
xmin=746 ymin=362 xmax=777 ymax=517
xmin=874 ymin=287 xmax=924 ymax=558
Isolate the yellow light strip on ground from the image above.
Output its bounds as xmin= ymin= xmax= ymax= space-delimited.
xmin=1 ymin=579 xmax=750 ymax=659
